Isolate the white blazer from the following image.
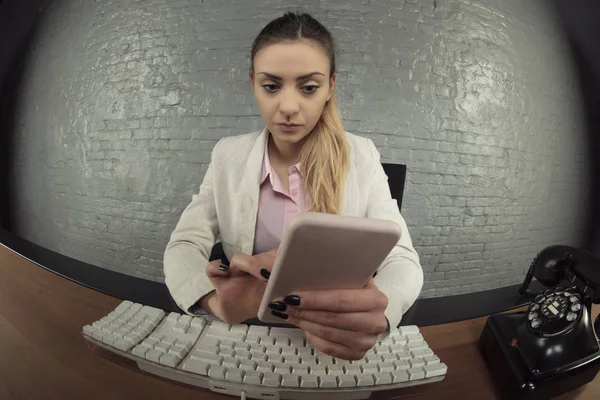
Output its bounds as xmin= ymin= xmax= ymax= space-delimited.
xmin=163 ymin=127 xmax=423 ymax=328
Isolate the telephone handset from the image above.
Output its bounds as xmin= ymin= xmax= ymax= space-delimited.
xmin=480 ymin=245 xmax=600 ymax=400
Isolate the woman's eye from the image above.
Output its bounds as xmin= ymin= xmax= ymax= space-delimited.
xmin=303 ymin=85 xmax=319 ymax=93
xmin=262 ymin=85 xmax=319 ymax=94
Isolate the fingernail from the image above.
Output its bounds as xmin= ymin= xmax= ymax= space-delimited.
xmin=268 ymin=301 xmax=287 ymax=311
xmin=271 ymin=310 xmax=288 ymax=320
xmin=260 ymin=268 xmax=271 ymax=280
xmin=221 ymin=256 xmax=230 ymax=267
xmin=283 ymin=295 xmax=300 ymax=306
xmin=218 ymin=264 xmax=229 ymax=271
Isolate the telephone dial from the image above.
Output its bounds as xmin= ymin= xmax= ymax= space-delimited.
xmin=479 ymin=245 xmax=600 ymax=399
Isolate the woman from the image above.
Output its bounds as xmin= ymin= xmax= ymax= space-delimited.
xmin=164 ymin=11 xmax=423 ymax=360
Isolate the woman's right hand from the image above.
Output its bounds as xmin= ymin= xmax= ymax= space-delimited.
xmin=202 ymin=248 xmax=278 ymax=325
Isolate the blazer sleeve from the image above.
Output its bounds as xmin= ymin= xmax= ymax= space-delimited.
xmin=163 ymin=138 xmax=225 ymax=315
xmin=365 ymin=139 xmax=424 ymax=329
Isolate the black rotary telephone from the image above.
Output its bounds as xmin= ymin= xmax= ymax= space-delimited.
xmin=479 ymin=245 xmax=600 ymax=400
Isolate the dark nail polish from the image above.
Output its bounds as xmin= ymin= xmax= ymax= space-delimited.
xmin=268 ymin=301 xmax=287 ymax=311
xmin=218 ymin=264 xmax=229 ymax=271
xmin=283 ymin=295 xmax=301 ymax=306
xmin=260 ymin=268 xmax=271 ymax=280
xmin=271 ymin=310 xmax=288 ymax=320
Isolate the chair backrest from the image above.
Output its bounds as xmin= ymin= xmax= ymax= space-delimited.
xmin=381 ymin=163 xmax=407 ymax=212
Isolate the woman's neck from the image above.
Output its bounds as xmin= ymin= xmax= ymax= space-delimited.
xmin=268 ymin=133 xmax=304 ymax=166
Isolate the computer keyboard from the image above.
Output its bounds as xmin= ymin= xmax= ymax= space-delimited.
xmin=82 ymin=300 xmax=447 ymax=399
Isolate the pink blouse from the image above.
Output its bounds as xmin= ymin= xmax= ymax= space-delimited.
xmin=253 ymin=136 xmax=307 ymax=255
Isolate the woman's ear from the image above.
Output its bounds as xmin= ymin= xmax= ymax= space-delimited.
xmin=327 ymin=72 xmax=337 ymax=102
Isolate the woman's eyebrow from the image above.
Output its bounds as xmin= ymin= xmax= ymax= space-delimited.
xmin=258 ymin=72 xmax=325 ymax=81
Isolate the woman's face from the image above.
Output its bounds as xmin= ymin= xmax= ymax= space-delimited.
xmin=250 ymin=40 xmax=336 ymax=147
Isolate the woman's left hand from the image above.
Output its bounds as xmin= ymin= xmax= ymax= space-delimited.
xmin=269 ymin=279 xmax=389 ymax=360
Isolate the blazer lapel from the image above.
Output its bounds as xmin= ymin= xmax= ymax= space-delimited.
xmin=342 ymin=137 xmax=359 ymax=216
xmin=238 ymin=127 xmax=269 ymax=255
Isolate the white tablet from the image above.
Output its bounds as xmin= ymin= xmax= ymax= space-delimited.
xmin=257 ymin=211 xmax=402 ymax=323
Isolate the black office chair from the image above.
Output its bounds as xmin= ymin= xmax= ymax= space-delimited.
xmin=209 ymin=162 xmax=417 ymax=326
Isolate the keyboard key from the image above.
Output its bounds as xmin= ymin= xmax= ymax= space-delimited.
xmin=248 ymin=325 xmax=269 ymax=336
xmin=283 ymin=354 xmax=300 ymax=363
xmin=396 ymin=351 xmax=412 ymax=361
xmin=159 ymin=353 xmax=181 ymax=368
xmin=226 ymin=368 xmax=245 ymax=383
xmin=132 ymin=345 xmax=149 ymax=357
xmin=238 ymin=359 xmax=257 ymax=371
xmin=391 ymin=370 xmax=409 ymax=383
xmin=208 ymin=365 xmax=226 ymax=380
xmin=175 ymin=340 xmax=193 ymax=352
xmin=182 ymin=359 xmax=209 ymax=375
xmin=236 ymin=349 xmax=251 ymax=359
xmin=337 ymin=375 xmax=357 ymax=388
xmin=223 ymin=356 xmax=240 ymax=368
xmin=149 ymin=333 xmax=164 ymax=341
xmin=394 ymin=360 xmax=410 ymax=370
xmin=243 ymin=371 xmax=263 ymax=385
xmin=194 ymin=345 xmax=219 ymax=357
xmin=230 ymin=324 xmax=249 ymax=335
xmin=424 ymin=363 xmax=448 ymax=378
xmin=280 ymin=345 xmax=296 ymax=355
xmin=411 ymin=348 xmax=434 ymax=358
xmin=408 ymin=367 xmax=425 ymax=380
xmin=155 ymin=342 xmax=171 ymax=353
xmin=262 ymin=372 xmax=281 ymax=387
xmin=115 ymin=300 xmax=133 ymax=314
xmin=281 ymin=374 xmax=300 ymax=387
xmin=381 ymin=353 xmax=397 ymax=362
xmin=173 ymin=322 xmax=189 ymax=334
xmin=375 ymin=372 xmax=393 ymax=384
xmin=274 ymin=366 xmax=291 ymax=374
xmin=178 ymin=315 xmax=192 ymax=325
xmin=408 ymin=340 xmax=428 ymax=350
xmin=168 ymin=347 xmax=187 ymax=359
xmin=192 ymin=352 xmax=223 ymax=364
xmin=114 ymin=339 xmax=134 ymax=351
xmin=190 ymin=317 xmax=206 ymax=329
xmin=424 ymin=355 xmax=440 ymax=365
xmin=343 ymin=364 xmax=361 ymax=374
xmin=141 ymin=339 xmax=156 ymax=349
xmin=317 ymin=355 xmax=335 ymax=365
xmin=162 ymin=336 xmax=177 ymax=345
xmin=292 ymin=364 xmax=309 ymax=375
xmin=200 ymin=337 xmax=220 ymax=347
xmin=398 ymin=326 xmax=419 ymax=335
xmin=256 ymin=361 xmax=273 ymax=373
xmin=102 ymin=334 xmax=116 ymax=346
xmin=146 ymin=349 xmax=163 ymax=363
xmin=220 ymin=348 xmax=235 ymax=357
xmin=300 ymin=375 xmax=318 ymax=388
xmin=311 ymin=364 xmax=326 ymax=374
xmin=379 ymin=362 xmax=395 ymax=372
xmin=327 ymin=365 xmax=343 ymax=375
xmin=409 ymin=357 xmax=425 ymax=368
xmin=361 ymin=363 xmax=379 ymax=374
xmin=291 ymin=337 xmax=305 ymax=347
xmin=356 ymin=373 xmax=375 ymax=386
xmin=83 ymin=325 xmax=94 ymax=336
xmin=268 ymin=354 xmax=284 ymax=363
xmin=406 ymin=333 xmax=424 ymax=342
xmin=251 ymin=351 xmax=268 ymax=361
xmin=319 ymin=375 xmax=337 ymax=388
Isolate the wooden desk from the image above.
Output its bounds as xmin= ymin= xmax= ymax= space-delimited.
xmin=1 ymin=245 xmax=598 ymax=400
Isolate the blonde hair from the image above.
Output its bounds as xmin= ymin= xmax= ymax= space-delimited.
xmin=299 ymin=93 xmax=349 ymax=214
xmin=250 ymin=11 xmax=350 ymax=214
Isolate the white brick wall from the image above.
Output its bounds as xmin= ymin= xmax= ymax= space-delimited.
xmin=10 ymin=0 xmax=587 ymax=296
